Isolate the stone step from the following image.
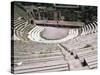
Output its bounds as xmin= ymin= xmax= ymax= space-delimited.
xmin=88 ymin=63 xmax=97 ymax=69
xmin=14 ymin=58 xmax=68 ymax=70
xmin=14 ymin=51 xmax=62 ymax=58
xmin=14 ymin=55 xmax=64 ymax=63
xmin=14 ymin=64 xmax=69 ymax=74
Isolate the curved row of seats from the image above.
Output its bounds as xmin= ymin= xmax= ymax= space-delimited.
xmin=28 ymin=26 xmax=79 ymax=43
xmin=13 ymin=14 xmax=36 ymax=41
xmin=22 ymin=24 xmax=35 ymax=41
xmin=81 ymin=21 xmax=97 ymax=36
xmin=14 ymin=18 xmax=26 ymax=40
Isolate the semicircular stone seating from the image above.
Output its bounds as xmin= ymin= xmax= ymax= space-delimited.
xmin=13 ymin=14 xmax=25 ymax=40
xmin=14 ymin=14 xmax=97 ymax=43
xmin=28 ymin=26 xmax=79 ymax=43
xmin=14 ymin=18 xmax=26 ymax=40
xmin=81 ymin=20 xmax=97 ymax=36
xmin=14 ymin=14 xmax=36 ymax=41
